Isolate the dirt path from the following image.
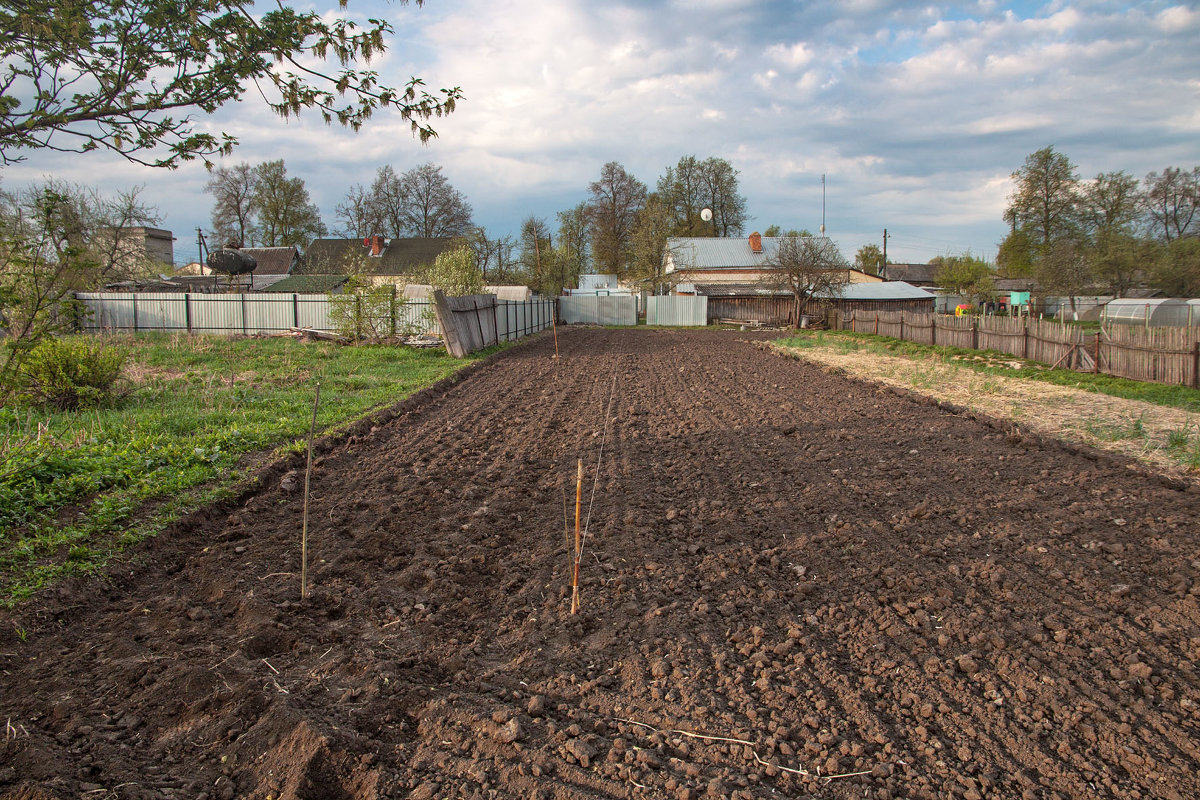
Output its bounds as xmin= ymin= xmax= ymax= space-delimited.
xmin=772 ymin=338 xmax=1200 ymax=481
xmin=2 ymin=328 xmax=1199 ymax=800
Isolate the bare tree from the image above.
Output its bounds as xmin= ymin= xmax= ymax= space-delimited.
xmin=759 ymin=236 xmax=849 ymax=325
xmin=397 ymin=163 xmax=473 ymax=238
xmin=333 ymin=183 xmax=377 ymax=240
xmin=1143 ymin=166 xmax=1199 ymax=242
xmin=587 ymin=161 xmax=646 ymax=277
xmin=205 ymin=162 xmax=257 ymax=247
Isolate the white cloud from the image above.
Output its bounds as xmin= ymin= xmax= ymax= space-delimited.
xmin=4 ymin=0 xmax=1197 ymax=264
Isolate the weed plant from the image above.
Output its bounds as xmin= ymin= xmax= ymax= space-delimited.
xmin=0 ymin=333 xmax=487 ymax=604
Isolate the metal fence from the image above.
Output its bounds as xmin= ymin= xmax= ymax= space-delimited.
xmin=74 ymin=291 xmax=557 ymax=343
xmin=646 ymin=296 xmax=707 ymax=326
xmin=839 ymin=309 xmax=1200 ymax=388
xmin=558 ymin=295 xmax=638 ymax=326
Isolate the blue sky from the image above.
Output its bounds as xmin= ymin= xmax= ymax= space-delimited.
xmin=4 ymin=0 xmax=1199 ymax=265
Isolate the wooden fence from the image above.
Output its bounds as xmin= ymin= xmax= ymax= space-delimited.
xmin=840 ymin=309 xmax=1200 ymax=388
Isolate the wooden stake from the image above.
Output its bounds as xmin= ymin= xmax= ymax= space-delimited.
xmin=300 ymin=382 xmax=321 ymax=601
xmin=552 ymin=309 xmax=560 ymax=359
xmin=571 ymin=459 xmax=583 ymax=615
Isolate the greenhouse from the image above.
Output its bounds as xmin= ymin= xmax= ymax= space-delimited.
xmin=1101 ymin=298 xmax=1200 ymax=328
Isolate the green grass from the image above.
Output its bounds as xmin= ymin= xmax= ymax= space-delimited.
xmin=0 ymin=333 xmax=492 ymax=605
xmin=776 ymin=330 xmax=1200 ymax=414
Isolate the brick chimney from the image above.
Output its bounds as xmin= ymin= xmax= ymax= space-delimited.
xmin=749 ymin=232 xmax=762 ymax=253
xmin=366 ymin=234 xmax=384 ymax=257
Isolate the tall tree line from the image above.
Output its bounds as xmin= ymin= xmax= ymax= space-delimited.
xmin=998 ymin=147 xmax=1199 ymax=300
xmin=205 ymin=160 xmax=324 ymax=248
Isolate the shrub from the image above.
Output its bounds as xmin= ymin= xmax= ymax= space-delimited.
xmin=16 ymin=337 xmax=128 ymax=410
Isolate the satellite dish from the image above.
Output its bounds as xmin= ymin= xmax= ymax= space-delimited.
xmin=700 ymin=208 xmax=713 ymax=222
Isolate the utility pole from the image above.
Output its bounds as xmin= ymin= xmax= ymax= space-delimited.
xmin=820 ymin=174 xmax=826 ymax=235
xmin=881 ymin=228 xmax=890 ymax=275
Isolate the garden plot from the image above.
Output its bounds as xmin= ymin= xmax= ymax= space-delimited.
xmin=2 ymin=328 xmax=1199 ymax=800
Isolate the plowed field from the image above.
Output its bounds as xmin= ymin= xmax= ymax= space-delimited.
xmin=2 ymin=328 xmax=1199 ymax=800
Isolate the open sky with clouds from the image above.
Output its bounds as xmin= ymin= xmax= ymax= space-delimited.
xmin=4 ymin=0 xmax=1198 ymax=265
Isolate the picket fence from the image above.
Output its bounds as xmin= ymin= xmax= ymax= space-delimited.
xmin=840 ymin=309 xmax=1200 ymax=389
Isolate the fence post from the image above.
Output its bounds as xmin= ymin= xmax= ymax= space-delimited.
xmin=1193 ymin=341 xmax=1199 ymax=390
xmin=185 ymin=293 xmax=193 ymax=334
xmin=241 ymin=292 xmax=248 ymax=336
xmin=931 ymin=314 xmax=936 ymax=346
xmin=874 ymin=312 xmax=879 ymax=336
xmin=972 ymin=319 xmax=978 ymax=350
xmin=1023 ymin=322 xmax=1029 ymax=359
xmin=1094 ymin=332 xmax=1101 ymax=374
xmin=492 ymin=297 xmax=499 ymax=346
xmin=292 ymin=293 xmax=299 ymax=329
xmin=899 ymin=313 xmax=904 ymax=341
xmin=132 ymin=293 xmax=139 ymax=333
xmin=390 ymin=286 xmax=398 ymax=338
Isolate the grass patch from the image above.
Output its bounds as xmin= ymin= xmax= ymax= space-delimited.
xmin=0 ymin=332 xmax=491 ymax=605
xmin=776 ymin=330 xmax=1200 ymax=414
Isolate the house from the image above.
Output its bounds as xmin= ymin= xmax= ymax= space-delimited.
xmin=302 ymin=235 xmax=456 ymax=285
xmin=665 ymin=234 xmax=884 ymax=289
xmin=94 ymin=226 xmax=176 ymax=277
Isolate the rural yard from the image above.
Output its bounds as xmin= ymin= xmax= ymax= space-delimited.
xmin=3 ymin=327 xmax=1200 ymax=800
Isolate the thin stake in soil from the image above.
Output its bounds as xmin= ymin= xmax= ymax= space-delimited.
xmin=571 ymin=458 xmax=583 ymax=615
xmin=551 ymin=312 xmax=560 ymax=359
xmin=300 ymin=382 xmax=321 ymax=601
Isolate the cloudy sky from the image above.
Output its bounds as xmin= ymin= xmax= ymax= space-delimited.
xmin=5 ymin=0 xmax=1199 ymax=265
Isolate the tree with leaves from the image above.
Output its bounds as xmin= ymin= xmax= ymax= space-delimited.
xmin=205 ymin=163 xmax=258 ymax=247
xmin=518 ymin=216 xmax=552 ymax=283
xmin=0 ymin=0 xmax=461 ymax=168
xmin=759 ymin=237 xmax=849 ymax=325
xmin=587 ymin=162 xmax=646 ymax=277
xmin=931 ymin=253 xmax=994 ymax=303
xmin=424 ymin=242 xmax=482 ymax=296
xmin=1082 ymin=171 xmax=1146 ymax=296
xmin=555 ymin=203 xmax=591 ymax=282
xmin=763 ymin=225 xmax=811 ymax=237
xmin=1002 ymin=146 xmax=1083 ymax=253
xmin=656 ymin=156 xmax=747 ymax=237
xmin=251 ymin=160 xmax=324 ymax=248
xmin=627 ymin=194 xmax=678 ymax=293
xmin=854 ymin=244 xmax=885 ymax=275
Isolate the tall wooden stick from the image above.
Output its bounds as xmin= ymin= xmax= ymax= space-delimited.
xmin=552 ymin=310 xmax=560 ymax=359
xmin=301 ymin=382 xmax=321 ymax=601
xmin=571 ymin=459 xmax=583 ymax=615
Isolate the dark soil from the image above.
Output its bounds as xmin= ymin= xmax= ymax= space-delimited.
xmin=2 ymin=328 xmax=1199 ymax=800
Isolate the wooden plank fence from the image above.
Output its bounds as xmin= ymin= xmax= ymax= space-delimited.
xmin=840 ymin=309 xmax=1200 ymax=388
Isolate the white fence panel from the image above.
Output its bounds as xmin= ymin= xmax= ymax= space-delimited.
xmin=558 ymin=295 xmax=637 ymax=326
xmin=646 ymin=296 xmax=707 ymax=326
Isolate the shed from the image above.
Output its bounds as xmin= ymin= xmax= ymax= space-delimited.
xmin=1102 ymin=298 xmax=1200 ymax=328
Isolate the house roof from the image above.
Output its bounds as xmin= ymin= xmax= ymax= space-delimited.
xmin=261 ymin=274 xmax=349 ymax=293
xmin=303 ymin=237 xmax=455 ymax=275
xmin=240 ymin=246 xmax=300 ymax=275
xmin=691 ymin=280 xmax=933 ymax=300
xmin=881 ymin=263 xmax=938 ymax=284
xmin=667 ymin=236 xmax=836 ymax=270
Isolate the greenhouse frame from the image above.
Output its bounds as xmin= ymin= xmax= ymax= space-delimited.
xmin=1101 ymin=298 xmax=1200 ymax=328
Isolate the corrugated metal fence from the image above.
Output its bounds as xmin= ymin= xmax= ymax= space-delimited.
xmin=558 ymin=296 xmax=638 ymax=326
xmin=74 ymin=292 xmax=557 ymax=343
xmin=645 ymin=296 xmax=707 ymax=326
xmin=839 ymin=309 xmax=1200 ymax=388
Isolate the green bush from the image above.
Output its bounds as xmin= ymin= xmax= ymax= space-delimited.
xmin=16 ymin=338 xmax=128 ymax=410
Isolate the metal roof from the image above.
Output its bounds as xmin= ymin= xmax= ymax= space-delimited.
xmin=833 ymin=281 xmax=934 ymax=300
xmin=667 ymin=236 xmax=835 ymax=270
